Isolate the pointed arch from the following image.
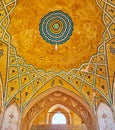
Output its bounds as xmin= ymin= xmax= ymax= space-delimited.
xmin=21 ymin=87 xmax=96 ymax=130
xmin=23 ymin=86 xmax=93 ymax=118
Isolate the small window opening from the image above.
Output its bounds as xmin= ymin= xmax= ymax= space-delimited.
xmin=52 ymin=112 xmax=66 ymax=124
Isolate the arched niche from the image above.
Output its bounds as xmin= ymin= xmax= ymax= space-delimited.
xmin=1 ymin=103 xmax=21 ymax=130
xmin=21 ymin=87 xmax=96 ymax=130
xmin=47 ymin=104 xmax=71 ymax=124
xmin=97 ymin=102 xmax=115 ymax=130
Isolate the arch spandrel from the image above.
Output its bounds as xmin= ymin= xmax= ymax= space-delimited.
xmin=19 ymin=74 xmax=110 ymax=111
xmin=31 ymin=76 xmax=82 ymax=101
xmin=22 ymin=86 xmax=93 ymax=118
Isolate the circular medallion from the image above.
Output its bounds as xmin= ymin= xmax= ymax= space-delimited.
xmin=39 ymin=10 xmax=74 ymax=44
xmin=53 ymin=23 xmax=59 ymax=30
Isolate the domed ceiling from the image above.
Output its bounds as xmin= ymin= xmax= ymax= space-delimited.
xmin=0 ymin=0 xmax=114 ymax=112
xmin=9 ymin=0 xmax=104 ymax=71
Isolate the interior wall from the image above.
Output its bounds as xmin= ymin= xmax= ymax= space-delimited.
xmin=1 ymin=103 xmax=20 ymax=130
xmin=97 ymin=102 xmax=115 ymax=130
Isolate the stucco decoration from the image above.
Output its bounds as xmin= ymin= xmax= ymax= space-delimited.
xmin=1 ymin=103 xmax=20 ymax=130
xmin=21 ymin=89 xmax=95 ymax=130
xmin=97 ymin=102 xmax=115 ymax=130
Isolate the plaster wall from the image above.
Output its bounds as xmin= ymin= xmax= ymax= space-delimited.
xmin=1 ymin=104 xmax=20 ymax=130
xmin=97 ymin=103 xmax=115 ymax=130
